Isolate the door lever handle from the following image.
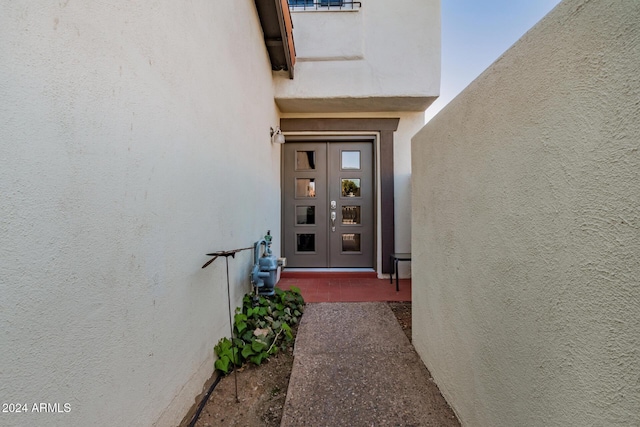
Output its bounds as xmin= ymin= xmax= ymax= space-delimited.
xmin=330 ymin=211 xmax=337 ymax=230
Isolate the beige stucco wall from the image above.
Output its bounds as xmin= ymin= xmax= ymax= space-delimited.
xmin=0 ymin=2 xmax=280 ymax=426
xmin=411 ymin=0 xmax=640 ymax=426
xmin=276 ymin=0 xmax=441 ymax=112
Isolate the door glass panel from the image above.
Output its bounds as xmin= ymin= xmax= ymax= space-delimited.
xmin=341 ymin=151 xmax=360 ymax=170
xmin=341 ymin=206 xmax=361 ymax=224
xmin=296 ymin=206 xmax=315 ymax=224
xmin=297 ymin=234 xmax=315 ymax=252
xmin=341 ymin=178 xmax=361 ymax=197
xmin=296 ymin=178 xmax=316 ymax=197
xmin=341 ymin=233 xmax=361 ymax=252
xmin=296 ymin=151 xmax=316 ymax=170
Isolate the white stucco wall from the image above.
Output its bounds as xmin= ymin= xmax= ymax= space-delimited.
xmin=412 ymin=0 xmax=640 ymax=425
xmin=0 ymin=2 xmax=281 ymax=426
xmin=393 ymin=112 xmax=423 ymax=278
xmin=275 ymin=0 xmax=441 ymax=112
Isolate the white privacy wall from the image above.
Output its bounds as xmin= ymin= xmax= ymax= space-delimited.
xmin=0 ymin=2 xmax=280 ymax=426
xmin=412 ymin=0 xmax=639 ymax=426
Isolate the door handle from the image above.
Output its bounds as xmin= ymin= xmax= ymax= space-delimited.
xmin=330 ymin=211 xmax=336 ymax=231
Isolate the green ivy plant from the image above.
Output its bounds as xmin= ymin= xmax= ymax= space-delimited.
xmin=214 ymin=287 xmax=305 ymax=375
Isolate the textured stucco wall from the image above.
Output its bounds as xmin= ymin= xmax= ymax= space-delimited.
xmin=275 ymin=0 xmax=441 ymax=112
xmin=411 ymin=0 xmax=640 ymax=425
xmin=0 ymin=2 xmax=280 ymax=426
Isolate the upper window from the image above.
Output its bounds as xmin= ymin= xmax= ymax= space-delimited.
xmin=288 ymin=1 xmax=360 ymax=11
xmin=289 ymin=0 xmax=342 ymax=5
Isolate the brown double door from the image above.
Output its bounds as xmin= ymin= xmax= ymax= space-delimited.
xmin=283 ymin=142 xmax=374 ymax=268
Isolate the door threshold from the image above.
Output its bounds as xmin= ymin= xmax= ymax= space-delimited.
xmin=280 ymin=268 xmax=377 ymax=279
xmin=285 ymin=268 xmax=375 ymax=272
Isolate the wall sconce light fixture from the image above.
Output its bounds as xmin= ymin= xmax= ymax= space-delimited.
xmin=270 ymin=126 xmax=285 ymax=144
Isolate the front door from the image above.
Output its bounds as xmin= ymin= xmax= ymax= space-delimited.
xmin=283 ymin=141 xmax=374 ymax=268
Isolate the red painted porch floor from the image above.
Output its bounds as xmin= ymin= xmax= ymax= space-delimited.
xmin=276 ymin=272 xmax=411 ymax=303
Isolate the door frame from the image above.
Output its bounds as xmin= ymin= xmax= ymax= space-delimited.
xmin=280 ymin=117 xmax=400 ymax=275
xmin=282 ymin=138 xmax=376 ymax=269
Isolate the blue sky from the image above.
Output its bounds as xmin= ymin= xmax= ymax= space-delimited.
xmin=425 ymin=0 xmax=563 ymax=122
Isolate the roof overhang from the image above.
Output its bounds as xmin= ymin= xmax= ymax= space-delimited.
xmin=254 ymin=0 xmax=296 ymax=79
xmin=275 ymin=96 xmax=439 ymax=113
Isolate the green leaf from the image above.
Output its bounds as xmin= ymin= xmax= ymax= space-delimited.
xmin=215 ymin=356 xmax=230 ymax=374
xmin=247 ymin=307 xmax=254 ymax=317
xmin=251 ymin=339 xmax=267 ymax=353
xmin=214 ymin=337 xmax=232 ymax=356
xmin=250 ymin=353 xmax=266 ymax=365
xmin=230 ymin=347 xmax=240 ymax=365
xmin=241 ymin=345 xmax=255 ymax=358
xmin=281 ymin=323 xmax=293 ymax=340
xmin=234 ymin=313 xmax=247 ymax=323
xmin=236 ymin=321 xmax=247 ymax=334
xmin=289 ymin=286 xmax=301 ymax=295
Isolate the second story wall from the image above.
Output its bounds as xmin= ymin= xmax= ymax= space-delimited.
xmin=275 ymin=0 xmax=440 ymax=112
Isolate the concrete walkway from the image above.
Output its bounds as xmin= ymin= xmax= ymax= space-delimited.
xmin=280 ymin=303 xmax=460 ymax=427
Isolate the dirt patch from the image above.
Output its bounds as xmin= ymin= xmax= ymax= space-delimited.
xmin=388 ymin=301 xmax=412 ymax=342
xmin=187 ymin=347 xmax=294 ymax=427
xmin=184 ymin=302 xmax=456 ymax=426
